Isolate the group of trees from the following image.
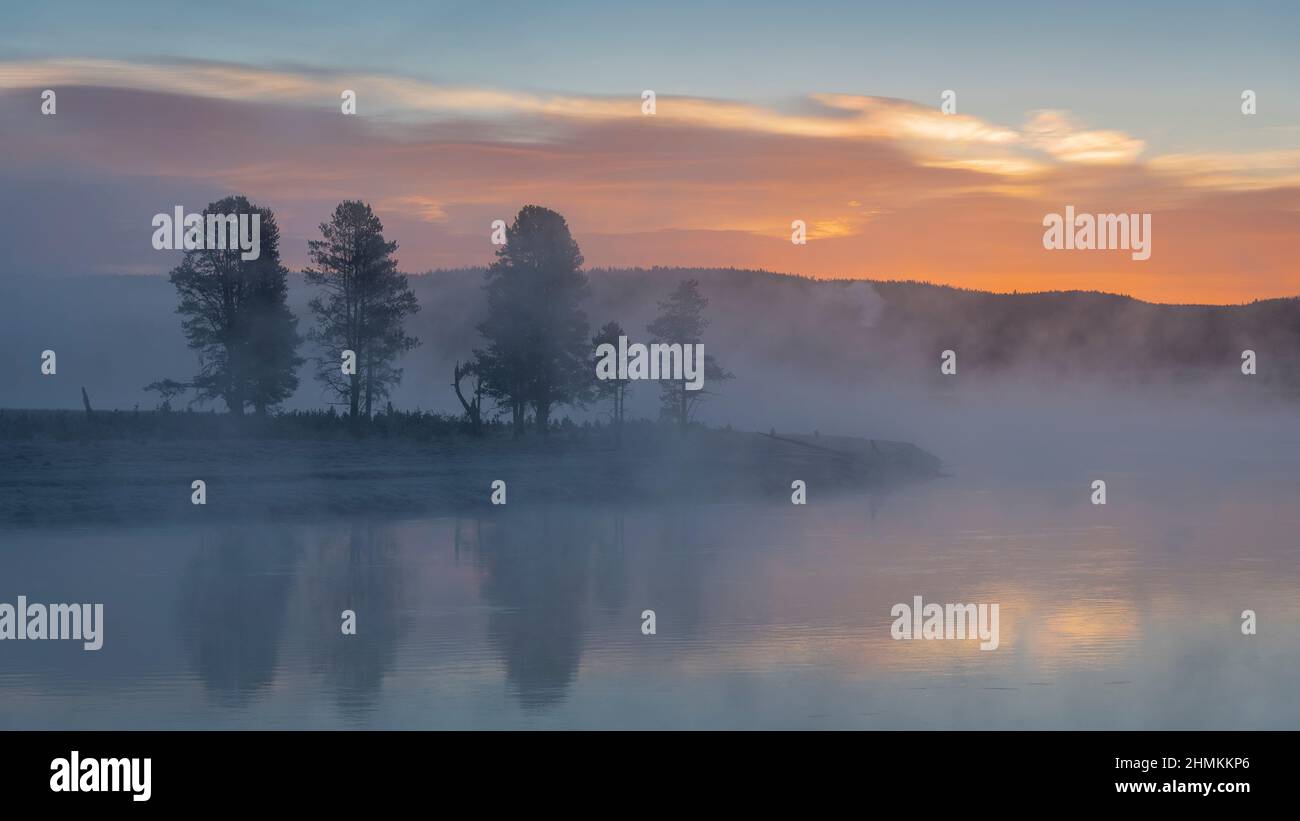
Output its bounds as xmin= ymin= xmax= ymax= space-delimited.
xmin=153 ymin=199 xmax=729 ymax=435
xmin=150 ymin=197 xmax=419 ymax=428
xmin=586 ymin=280 xmax=731 ymax=439
xmin=465 ymin=205 xmax=732 ymax=437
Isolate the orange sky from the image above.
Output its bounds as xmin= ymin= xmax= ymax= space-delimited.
xmin=3 ymin=59 xmax=1298 ymax=304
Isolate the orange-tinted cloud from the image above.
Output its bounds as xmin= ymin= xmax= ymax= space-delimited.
xmin=2 ymin=59 xmax=1298 ymax=304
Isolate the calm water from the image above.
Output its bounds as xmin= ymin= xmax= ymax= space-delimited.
xmin=2 ymin=459 xmax=1298 ymax=729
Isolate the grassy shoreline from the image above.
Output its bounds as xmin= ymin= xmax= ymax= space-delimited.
xmin=0 ymin=410 xmax=941 ymax=526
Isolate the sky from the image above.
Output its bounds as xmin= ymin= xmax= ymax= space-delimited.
xmin=1 ymin=0 xmax=1298 ymax=303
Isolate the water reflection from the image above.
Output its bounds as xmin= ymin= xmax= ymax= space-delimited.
xmin=176 ymin=528 xmax=299 ymax=707
xmin=477 ymin=509 xmax=593 ymax=708
xmin=2 ymin=469 xmax=1299 ymax=729
xmin=303 ymin=522 xmax=409 ymax=720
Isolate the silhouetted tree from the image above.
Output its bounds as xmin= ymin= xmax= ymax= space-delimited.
xmin=592 ymin=320 xmax=631 ymax=441
xmin=647 ymin=279 xmax=732 ymax=428
xmin=161 ymin=195 xmax=301 ymax=414
xmin=306 ymin=201 xmax=419 ymax=426
xmin=452 ymin=360 xmax=485 ymax=436
xmin=246 ymin=246 xmax=304 ymax=415
xmin=475 ymin=206 xmax=589 ymax=435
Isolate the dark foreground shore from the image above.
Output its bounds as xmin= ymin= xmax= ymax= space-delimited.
xmin=0 ymin=417 xmax=941 ymax=525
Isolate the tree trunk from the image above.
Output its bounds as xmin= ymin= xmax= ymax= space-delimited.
xmin=614 ymin=385 xmax=623 ymax=446
xmin=512 ymin=399 xmax=525 ymax=437
xmin=349 ymin=371 xmax=360 ymax=427
xmin=364 ymin=365 xmax=374 ymax=419
xmin=453 ymin=363 xmax=483 ymax=436
xmin=535 ymin=400 xmax=550 ymax=435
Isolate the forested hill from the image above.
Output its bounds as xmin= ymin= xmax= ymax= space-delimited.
xmin=3 ymin=267 xmax=1299 ymax=415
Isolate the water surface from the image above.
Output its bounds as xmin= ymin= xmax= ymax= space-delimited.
xmin=3 ymin=461 xmax=1296 ymax=729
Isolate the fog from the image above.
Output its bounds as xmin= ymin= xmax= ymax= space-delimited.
xmin=4 ymin=268 xmax=1299 ymax=728
xmin=3 ymin=267 xmax=1297 ymax=478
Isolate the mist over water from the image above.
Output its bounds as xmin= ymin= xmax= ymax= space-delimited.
xmin=3 ymin=267 xmax=1298 ymax=729
xmin=2 ymin=390 xmax=1296 ymax=729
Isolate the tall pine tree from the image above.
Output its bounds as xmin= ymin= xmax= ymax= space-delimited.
xmin=305 ymin=201 xmax=420 ymax=425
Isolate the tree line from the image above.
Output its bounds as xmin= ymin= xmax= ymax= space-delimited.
xmin=149 ymin=199 xmax=730 ymax=436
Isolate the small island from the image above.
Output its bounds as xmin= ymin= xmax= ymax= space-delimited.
xmin=2 ymin=201 xmax=941 ymax=526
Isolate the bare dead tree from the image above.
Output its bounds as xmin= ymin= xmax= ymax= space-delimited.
xmin=453 ymin=360 xmax=484 ymax=436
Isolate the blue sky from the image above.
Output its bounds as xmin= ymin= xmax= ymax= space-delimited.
xmin=5 ymin=0 xmax=1298 ymax=152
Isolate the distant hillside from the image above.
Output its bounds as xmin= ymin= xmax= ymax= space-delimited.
xmin=3 ymin=268 xmax=1299 ymax=421
xmin=411 ymin=266 xmax=1300 ymax=395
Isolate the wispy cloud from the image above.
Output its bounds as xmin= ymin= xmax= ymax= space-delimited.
xmin=1023 ymin=110 xmax=1146 ymax=165
xmin=2 ymin=57 xmax=1299 ymax=303
xmin=1149 ymin=148 xmax=1300 ymax=191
